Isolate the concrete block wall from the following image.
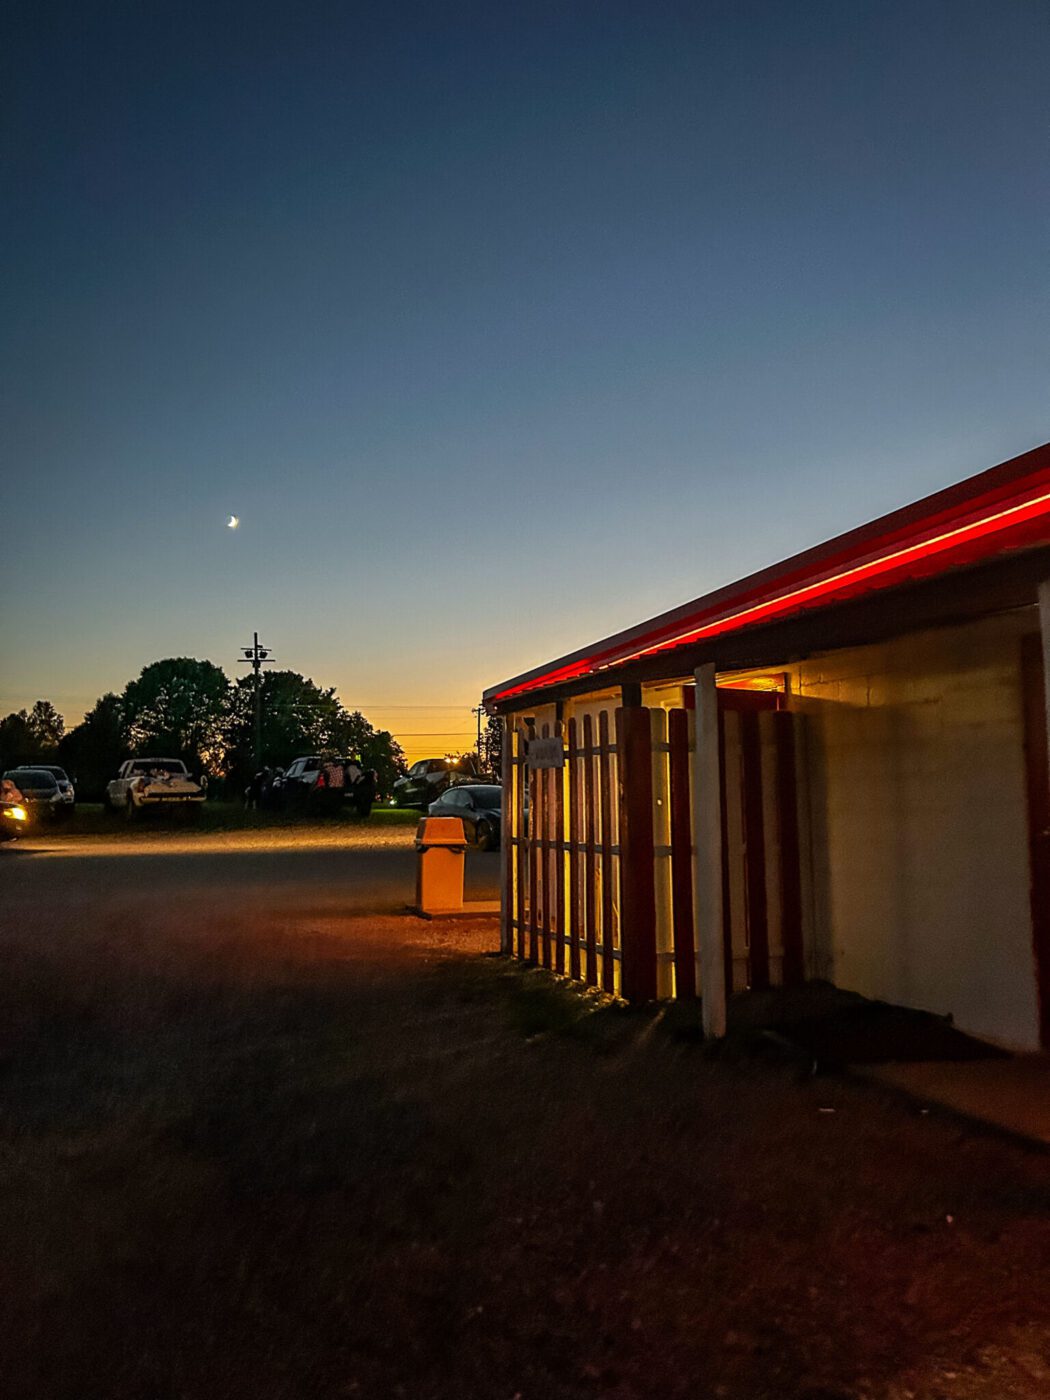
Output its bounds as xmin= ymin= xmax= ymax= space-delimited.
xmin=780 ymin=607 xmax=1040 ymax=1049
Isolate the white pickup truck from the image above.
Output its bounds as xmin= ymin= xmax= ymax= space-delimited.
xmin=105 ymin=759 xmax=206 ymax=818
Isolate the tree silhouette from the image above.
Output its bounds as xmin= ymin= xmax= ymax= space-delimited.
xmin=480 ymin=712 xmax=503 ymax=778
xmin=122 ymin=659 xmax=230 ymax=772
xmin=0 ymin=700 xmax=65 ymax=769
xmin=0 ymin=711 xmax=36 ymax=769
xmin=6 ymin=661 xmax=411 ymax=801
xmin=28 ymin=699 xmax=64 ymax=749
xmin=224 ymin=670 xmax=407 ymax=792
xmin=58 ymin=694 xmax=127 ymax=800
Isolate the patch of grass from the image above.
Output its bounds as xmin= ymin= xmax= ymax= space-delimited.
xmin=369 ymin=805 xmax=426 ymax=827
xmin=443 ymin=957 xmax=642 ymax=1048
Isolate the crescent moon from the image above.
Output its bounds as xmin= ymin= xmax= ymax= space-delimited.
xmin=227 ymin=515 xmax=240 ymax=529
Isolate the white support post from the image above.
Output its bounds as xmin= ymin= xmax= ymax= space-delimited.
xmin=1040 ymin=581 xmax=1050 ymax=769
xmin=693 ymin=663 xmax=727 ymax=1038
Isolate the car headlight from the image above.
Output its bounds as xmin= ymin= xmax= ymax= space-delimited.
xmin=4 ymin=806 xmax=27 ymax=822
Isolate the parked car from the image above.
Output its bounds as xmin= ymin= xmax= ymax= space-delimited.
xmin=1 ymin=768 xmax=65 ymax=826
xmin=427 ymin=783 xmax=504 ymax=851
xmin=0 ymin=775 xmax=31 ymax=840
xmin=272 ymin=756 xmax=377 ymax=817
xmin=105 ymin=759 xmax=206 ymax=819
xmin=8 ymin=764 xmax=75 ymax=814
xmin=391 ymin=757 xmax=481 ymax=809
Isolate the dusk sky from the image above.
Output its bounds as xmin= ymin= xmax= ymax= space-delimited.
xmin=3 ymin=0 xmax=1047 ymax=760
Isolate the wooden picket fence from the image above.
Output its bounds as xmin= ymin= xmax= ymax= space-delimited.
xmin=501 ymin=697 xmax=806 ymax=1006
xmin=502 ymin=707 xmax=699 ymax=1002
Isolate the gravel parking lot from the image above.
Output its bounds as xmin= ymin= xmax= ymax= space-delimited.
xmin=2 ymin=828 xmax=1049 ymax=1400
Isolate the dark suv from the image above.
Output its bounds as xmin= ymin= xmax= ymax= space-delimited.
xmin=274 ymin=756 xmax=376 ymax=817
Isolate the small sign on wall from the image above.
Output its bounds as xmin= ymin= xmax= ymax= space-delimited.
xmin=526 ymin=737 xmax=565 ymax=769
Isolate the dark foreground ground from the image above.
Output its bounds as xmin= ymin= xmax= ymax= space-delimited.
xmin=1 ymin=830 xmax=1049 ymax=1400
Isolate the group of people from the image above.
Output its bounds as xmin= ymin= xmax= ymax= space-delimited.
xmin=243 ymin=766 xmax=280 ymax=810
xmin=243 ymin=756 xmax=368 ymax=811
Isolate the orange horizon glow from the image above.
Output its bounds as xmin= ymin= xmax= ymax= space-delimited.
xmin=0 ymin=695 xmax=479 ymax=771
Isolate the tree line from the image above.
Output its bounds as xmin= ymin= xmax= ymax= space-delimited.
xmin=0 ymin=659 xmax=409 ymax=801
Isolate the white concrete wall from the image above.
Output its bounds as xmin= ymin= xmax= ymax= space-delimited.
xmin=780 ymin=609 xmax=1040 ymax=1050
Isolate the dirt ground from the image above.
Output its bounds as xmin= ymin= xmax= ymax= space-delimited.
xmin=1 ymin=831 xmax=1049 ymax=1400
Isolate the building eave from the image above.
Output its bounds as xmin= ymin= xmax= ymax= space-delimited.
xmin=485 ymin=440 xmax=1050 ymax=713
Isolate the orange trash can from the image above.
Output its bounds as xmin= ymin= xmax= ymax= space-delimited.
xmin=414 ymin=816 xmax=467 ymax=915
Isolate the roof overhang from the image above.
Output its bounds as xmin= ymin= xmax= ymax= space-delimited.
xmin=485 ymin=441 xmax=1050 ymax=712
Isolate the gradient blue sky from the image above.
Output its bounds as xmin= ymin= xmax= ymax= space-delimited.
xmin=3 ymin=0 xmax=1047 ymax=758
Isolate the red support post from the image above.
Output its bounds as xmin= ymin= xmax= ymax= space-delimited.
xmin=567 ymin=719 xmax=581 ymax=981
xmin=501 ymin=721 xmax=514 ymax=956
xmin=617 ymin=706 xmax=658 ymax=1003
xmin=717 ymin=706 xmax=734 ymax=1000
xmin=554 ymin=722 xmax=566 ymax=975
xmin=539 ymin=726 xmax=552 ymax=970
xmin=739 ymin=709 xmax=770 ymax=991
xmin=515 ymin=734 xmax=527 ymax=960
xmin=598 ymin=710 xmax=616 ymax=993
xmin=526 ymin=725 xmax=539 ymax=965
xmin=773 ymin=710 xmax=805 ymax=987
xmin=668 ymin=707 xmax=697 ymax=999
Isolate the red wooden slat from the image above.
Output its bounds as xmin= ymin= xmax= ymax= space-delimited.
xmin=501 ymin=723 xmax=513 ymax=955
xmin=617 ymin=706 xmax=657 ymax=1002
xmin=554 ymin=722 xmax=566 ymax=975
xmin=567 ymin=718 xmax=581 ymax=982
xmin=773 ymin=710 xmax=805 ymax=987
xmin=1021 ymin=633 xmax=1050 ymax=1048
xmin=598 ymin=709 xmax=615 ymax=994
xmin=527 ymin=726 xmax=539 ymax=964
xmin=516 ymin=738 xmax=527 ymax=960
xmin=583 ymin=714 xmax=598 ymax=987
xmin=668 ymin=707 xmax=697 ymax=999
xmin=540 ymin=724 xmax=552 ymax=969
xmin=739 ymin=709 xmax=770 ymax=991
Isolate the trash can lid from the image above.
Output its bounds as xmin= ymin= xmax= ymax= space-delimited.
xmin=415 ymin=816 xmax=467 ymax=848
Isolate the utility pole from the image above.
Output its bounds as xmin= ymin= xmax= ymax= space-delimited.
xmin=472 ymin=704 xmax=484 ymax=774
xmin=238 ymin=632 xmax=275 ymax=770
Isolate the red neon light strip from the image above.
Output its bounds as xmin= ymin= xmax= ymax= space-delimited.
xmin=491 ymin=485 xmax=1050 ymax=701
xmin=617 ymin=487 xmax=1050 ymax=663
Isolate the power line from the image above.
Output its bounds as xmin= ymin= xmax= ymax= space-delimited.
xmin=340 ymin=703 xmax=477 ymax=711
xmin=390 ymin=731 xmax=475 ymax=738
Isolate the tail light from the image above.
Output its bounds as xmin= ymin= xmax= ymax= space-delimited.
xmin=317 ymin=772 xmax=326 ymax=789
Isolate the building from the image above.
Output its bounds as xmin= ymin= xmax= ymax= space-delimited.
xmin=483 ymin=442 xmax=1050 ymax=1050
